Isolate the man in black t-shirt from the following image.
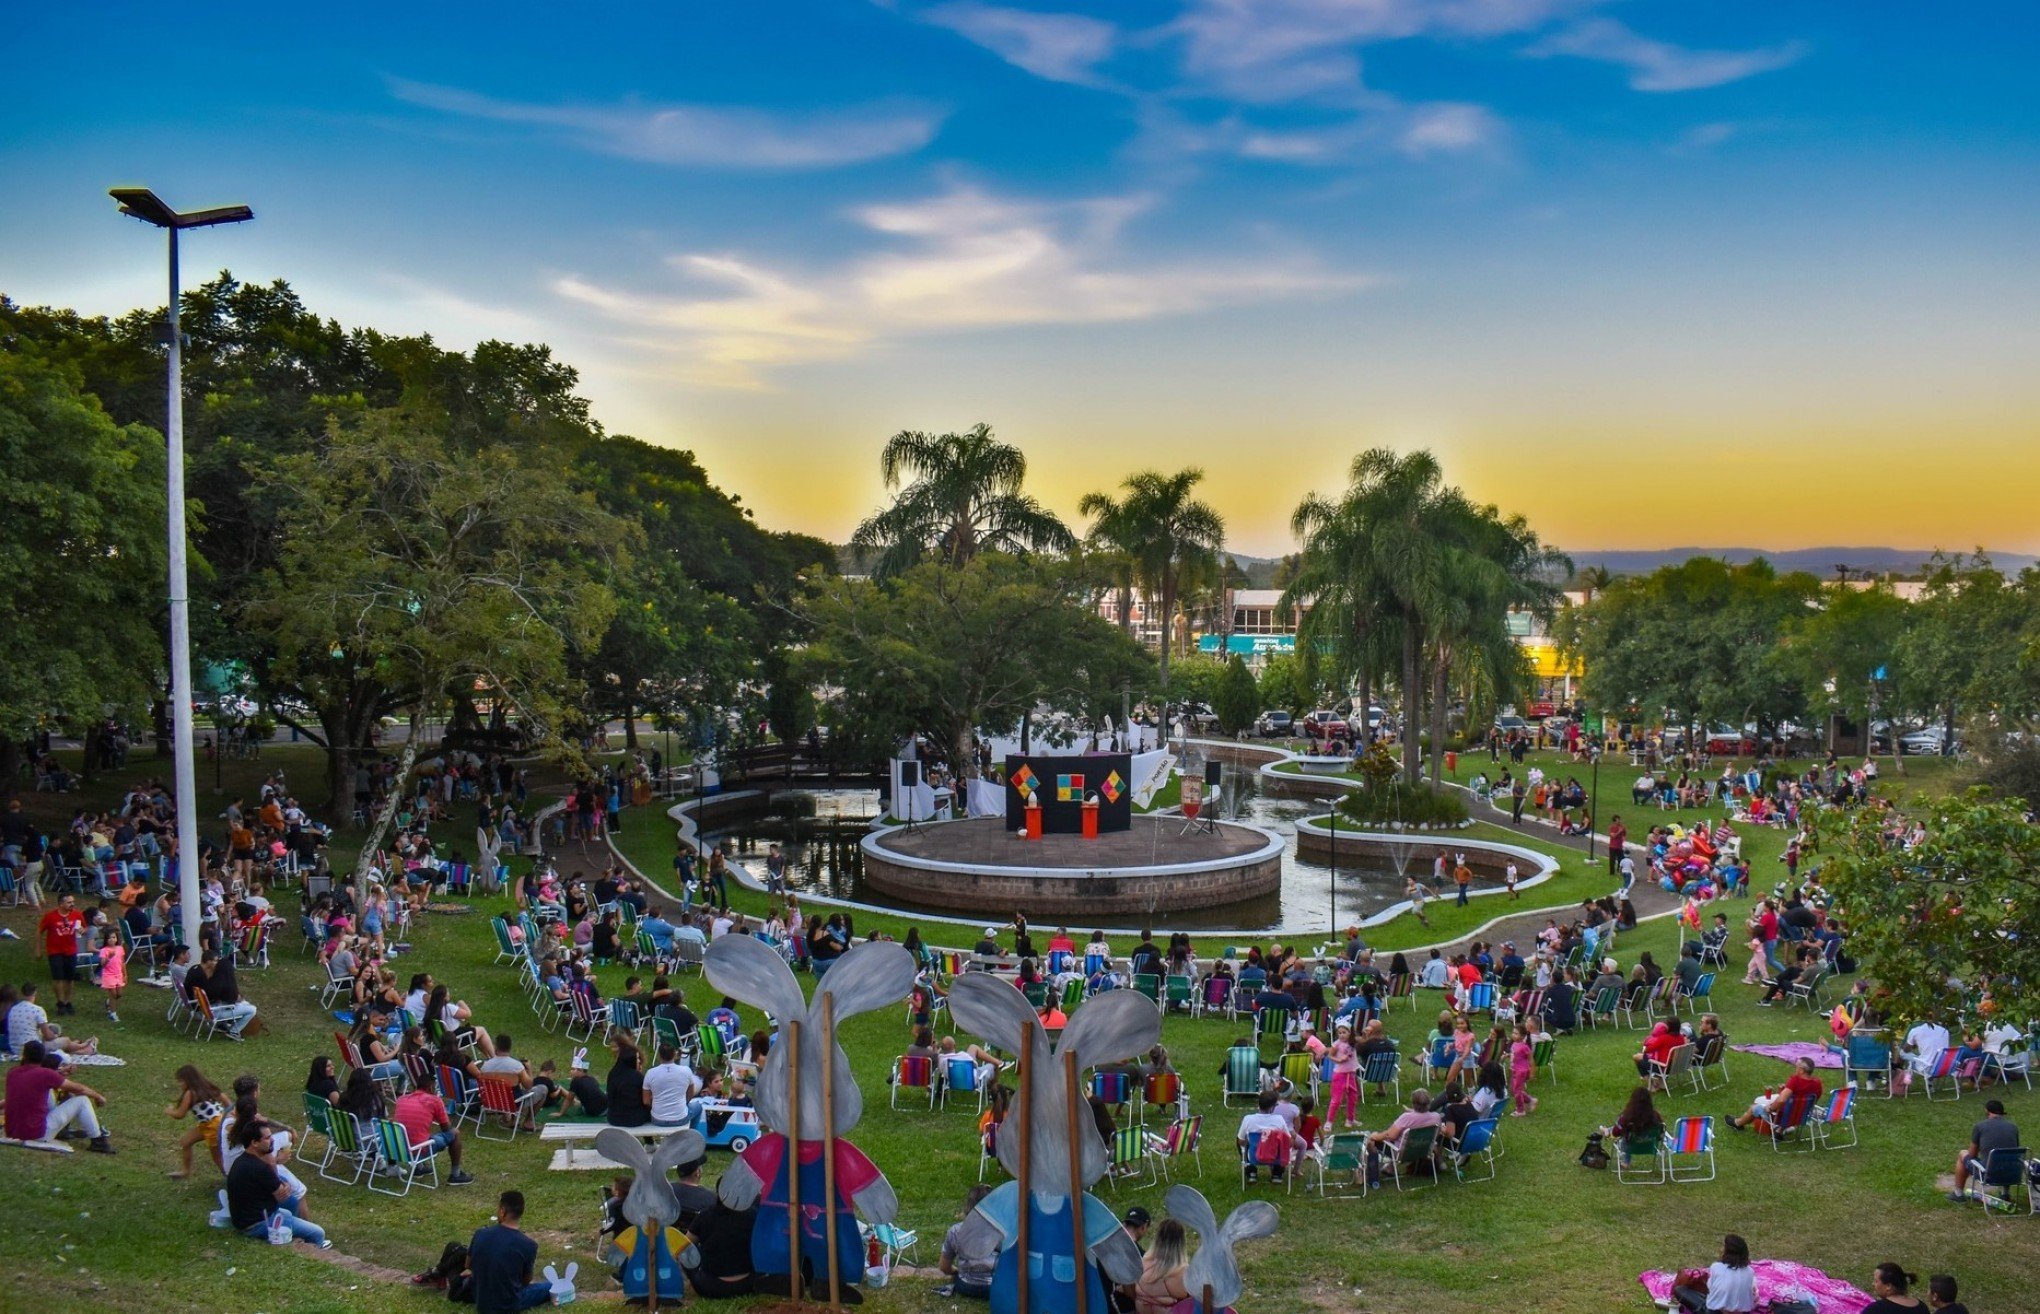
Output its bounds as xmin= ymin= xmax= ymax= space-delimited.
xmin=672 ymin=1155 xmax=718 ymax=1231
xmin=227 ymin=1120 xmax=328 ymax=1246
xmin=468 ymin=1190 xmax=549 ymax=1311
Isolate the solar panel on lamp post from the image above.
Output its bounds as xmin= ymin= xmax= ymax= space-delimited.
xmin=109 ymin=188 xmax=254 ymax=955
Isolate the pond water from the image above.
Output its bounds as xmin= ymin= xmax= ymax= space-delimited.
xmin=699 ymin=758 xmax=1439 ymax=934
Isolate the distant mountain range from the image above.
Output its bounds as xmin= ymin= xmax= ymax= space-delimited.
xmin=1559 ymin=546 xmax=2037 ymax=579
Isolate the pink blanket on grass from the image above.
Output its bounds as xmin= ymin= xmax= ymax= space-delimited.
xmin=1639 ymin=1259 xmax=1871 ymax=1313
xmin=1731 ymin=1042 xmax=1845 ymax=1070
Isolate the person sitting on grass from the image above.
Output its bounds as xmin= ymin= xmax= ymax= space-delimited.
xmin=165 ymin=1063 xmax=227 ymax=1178
xmin=1925 ymin=1273 xmax=1969 ymax=1314
xmin=1361 ymin=1088 xmax=1441 ymax=1189
xmin=226 ymin=1117 xmax=328 ymax=1248
xmin=466 ymin=1189 xmax=552 ymax=1311
xmin=1726 ymin=1057 xmax=1822 ymax=1133
xmin=1862 ymin=1263 xmax=1927 ymax=1312
xmin=394 ymin=1074 xmax=476 ymax=1185
xmin=936 ymin=1184 xmax=1000 ymax=1300
xmin=1670 ymin=1233 xmax=1756 ymax=1312
xmin=3 ymin=1040 xmax=113 ymax=1152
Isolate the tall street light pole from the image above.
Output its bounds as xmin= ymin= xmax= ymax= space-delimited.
xmin=110 ymin=188 xmax=254 ymax=955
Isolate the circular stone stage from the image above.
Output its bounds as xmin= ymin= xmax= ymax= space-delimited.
xmin=859 ymin=815 xmax=1284 ymax=918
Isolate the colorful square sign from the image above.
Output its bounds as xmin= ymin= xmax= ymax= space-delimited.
xmin=1056 ymin=773 xmax=1085 ymax=802
xmin=1010 ymin=763 xmax=1038 ymax=795
xmin=1100 ymin=770 xmax=1124 ymax=804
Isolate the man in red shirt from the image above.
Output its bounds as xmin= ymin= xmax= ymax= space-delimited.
xmin=4 ymin=1040 xmax=114 ymax=1152
xmin=1728 ymin=1056 xmax=1823 ymax=1132
xmin=1607 ymin=815 xmax=1628 ymax=877
xmin=35 ymin=893 xmax=85 ymax=1013
xmin=393 ymin=1082 xmax=475 ymax=1185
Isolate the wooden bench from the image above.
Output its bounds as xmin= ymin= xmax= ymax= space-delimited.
xmin=541 ymin=1119 xmax=682 ymax=1171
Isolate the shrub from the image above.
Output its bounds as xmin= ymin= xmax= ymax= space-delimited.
xmin=1334 ymin=780 xmax=1469 ymax=828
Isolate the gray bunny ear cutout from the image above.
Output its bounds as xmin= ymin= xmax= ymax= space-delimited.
xmin=814 ymin=941 xmax=917 ymax=1024
xmin=648 ymin=1128 xmax=707 ymax=1175
xmin=1175 ymin=1188 xmax=1279 ymax=1312
xmin=596 ymin=1127 xmax=683 ymax=1231
xmin=704 ymin=935 xmax=806 ymax=1022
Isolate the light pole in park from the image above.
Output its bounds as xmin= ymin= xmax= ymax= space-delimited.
xmin=110 ymin=187 xmax=254 ymax=954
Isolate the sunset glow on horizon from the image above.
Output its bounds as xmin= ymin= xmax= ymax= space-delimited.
xmin=6 ymin=2 xmax=2036 ymax=557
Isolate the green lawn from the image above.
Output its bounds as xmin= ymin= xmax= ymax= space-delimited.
xmin=2 ymin=748 xmax=2031 ymax=1311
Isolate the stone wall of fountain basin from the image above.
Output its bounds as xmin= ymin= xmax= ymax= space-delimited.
xmin=859 ymin=836 xmax=1284 ymax=917
xmin=1293 ymin=819 xmax=1551 ymax=885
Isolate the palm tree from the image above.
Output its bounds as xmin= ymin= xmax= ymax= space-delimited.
xmin=1076 ymin=490 xmax=1141 ymax=639
xmin=850 ymin=424 xmax=1073 ymax=579
xmin=1574 ymin=564 xmax=1613 ymax=602
xmin=1082 ymin=469 xmax=1225 ymax=688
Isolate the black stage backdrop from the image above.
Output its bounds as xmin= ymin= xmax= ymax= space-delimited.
xmin=1003 ymin=754 xmax=1134 ymax=835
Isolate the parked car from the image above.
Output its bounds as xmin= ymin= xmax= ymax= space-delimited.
xmin=1899 ymin=727 xmax=1955 ymax=756
xmin=1180 ymin=702 xmax=1219 ymax=730
xmin=1493 ymin=715 xmax=1531 ymax=737
xmin=1704 ymin=726 xmax=1758 ymax=756
xmin=1302 ymin=710 xmax=1349 ymax=740
xmin=1255 ymin=710 xmax=1295 ymax=738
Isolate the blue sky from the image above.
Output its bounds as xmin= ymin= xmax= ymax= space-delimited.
xmin=6 ymin=1 xmax=2038 ymax=553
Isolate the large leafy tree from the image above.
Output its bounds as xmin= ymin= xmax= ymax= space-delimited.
xmin=799 ymin=554 xmax=1151 ymax=772
xmin=0 ymin=348 xmax=168 ymax=780
xmin=850 ymin=423 xmax=1073 ymax=580
xmin=1787 ymin=582 xmax=1911 ymax=768
xmin=1558 ymin=557 xmax=1819 ymax=740
xmin=247 ymin=411 xmax=628 ymax=895
xmin=1079 ymin=468 xmax=1225 ymax=689
xmin=1896 ymin=554 xmax=2040 ymax=751
xmin=1819 ymin=790 xmax=2040 ymax=1028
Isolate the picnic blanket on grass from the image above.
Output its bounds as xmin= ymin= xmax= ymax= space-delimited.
xmin=1731 ymin=1041 xmax=1844 ymax=1070
xmin=1640 ymin=1259 xmax=1871 ymax=1313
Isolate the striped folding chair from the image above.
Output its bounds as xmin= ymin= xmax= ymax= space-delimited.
xmin=1763 ymin=1090 xmax=1818 ymax=1152
xmin=1156 ymin=1114 xmax=1204 ymax=1181
xmin=368 ymin=1117 xmax=440 ymax=1196
xmin=694 ymin=1024 xmax=728 ymax=1072
xmin=1222 ymin=1046 xmax=1262 ymax=1106
xmin=892 ymin=1055 xmax=938 ymax=1110
xmin=1920 ymin=1050 xmax=1962 ymax=1101
xmin=1360 ymin=1049 xmax=1402 ymax=1104
xmin=475 ymin=1075 xmax=528 ymax=1141
xmin=319 ymin=1108 xmax=374 ymax=1186
xmin=301 ymin=1093 xmax=339 ymax=1175
xmin=1107 ymin=1125 xmax=1156 ymax=1188
xmin=606 ymin=998 xmax=645 ymax=1048
xmin=1445 ymin=1117 xmax=1500 ymax=1183
xmin=1810 ymin=1085 xmax=1858 ymax=1150
xmin=1142 ymin=1071 xmax=1182 ymax=1126
xmin=188 ymin=986 xmax=226 ymax=1043
xmin=438 ymin=1065 xmax=483 ymax=1133
xmin=1092 ymin=1070 xmax=1134 ymax=1124
xmin=1464 ymin=982 xmax=1497 ymax=1017
xmin=942 ymin=1055 xmax=988 ymax=1115
xmin=1532 ymin=1037 xmax=1558 ymax=1086
xmin=1665 ymin=1116 xmax=1716 ymax=1182
xmin=1239 ymin=1130 xmax=1294 ymax=1193
xmin=1279 ymin=1050 xmax=1318 ymax=1099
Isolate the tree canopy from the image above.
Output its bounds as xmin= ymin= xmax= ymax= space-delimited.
xmin=849 ymin=423 xmax=1073 ymax=580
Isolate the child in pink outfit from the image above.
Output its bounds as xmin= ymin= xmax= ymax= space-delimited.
xmin=97 ymin=939 xmax=127 ymax=1022
xmin=1325 ymin=1024 xmax=1362 ymax=1128
xmin=1509 ymin=1026 xmax=1537 ymax=1116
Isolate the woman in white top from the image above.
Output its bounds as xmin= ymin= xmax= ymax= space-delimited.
xmin=1672 ymin=1234 xmax=1756 ymax=1312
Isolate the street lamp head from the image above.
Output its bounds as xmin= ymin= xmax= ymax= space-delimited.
xmin=109 ymin=187 xmax=253 ymax=230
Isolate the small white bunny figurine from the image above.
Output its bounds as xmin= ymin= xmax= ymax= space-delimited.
xmin=542 ymin=1261 xmax=578 ymax=1304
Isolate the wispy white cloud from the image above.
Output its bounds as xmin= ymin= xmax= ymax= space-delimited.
xmin=555 ymin=185 xmax=1371 ymax=387
xmin=1165 ymin=0 xmax=1584 ymax=104
xmin=1528 ymin=19 xmax=1806 ymax=92
xmin=919 ymin=3 xmax=1118 ymax=86
xmin=1134 ymin=97 xmax=1501 ymax=167
xmin=387 ymin=77 xmax=943 ymax=168
xmin=1680 ymin=121 xmax=1738 ymax=149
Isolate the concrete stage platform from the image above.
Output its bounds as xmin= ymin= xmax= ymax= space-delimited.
xmin=859 ymin=815 xmax=1283 ymax=918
